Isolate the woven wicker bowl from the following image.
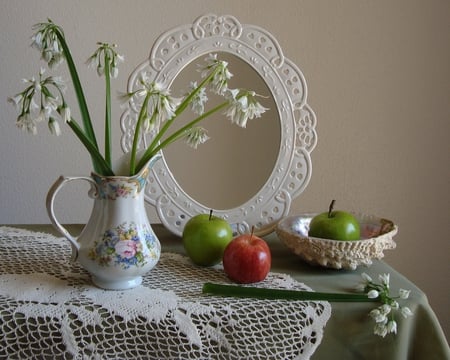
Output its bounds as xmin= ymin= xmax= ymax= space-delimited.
xmin=275 ymin=213 xmax=397 ymax=270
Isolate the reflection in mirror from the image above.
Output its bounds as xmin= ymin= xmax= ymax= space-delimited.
xmin=163 ymin=53 xmax=280 ymax=210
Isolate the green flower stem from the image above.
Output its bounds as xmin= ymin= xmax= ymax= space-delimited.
xmin=202 ymin=283 xmax=379 ymax=303
xmin=104 ymin=53 xmax=112 ymax=167
xmin=135 ymin=101 xmax=229 ymax=172
xmin=144 ymin=66 xmax=220 ymax=157
xmin=67 ymin=119 xmax=114 ymax=176
xmin=129 ymin=92 xmax=152 ymax=175
xmin=54 ymin=29 xmax=100 ymax=167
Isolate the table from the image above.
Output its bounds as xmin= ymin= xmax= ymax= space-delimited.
xmin=1 ymin=224 xmax=449 ymax=360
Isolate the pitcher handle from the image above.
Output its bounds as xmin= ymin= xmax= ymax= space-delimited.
xmin=46 ymin=175 xmax=98 ymax=262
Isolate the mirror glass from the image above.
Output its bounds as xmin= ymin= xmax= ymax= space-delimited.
xmin=163 ymin=53 xmax=280 ymax=210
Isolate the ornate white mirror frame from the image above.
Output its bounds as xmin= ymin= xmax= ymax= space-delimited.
xmin=120 ymin=14 xmax=317 ymax=236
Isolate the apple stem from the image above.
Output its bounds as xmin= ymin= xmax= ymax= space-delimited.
xmin=209 ymin=209 xmax=213 ymax=221
xmin=328 ymin=200 xmax=336 ymax=218
xmin=250 ymin=225 xmax=255 ymax=240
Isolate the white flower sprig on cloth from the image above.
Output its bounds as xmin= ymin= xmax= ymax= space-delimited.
xmin=358 ymin=272 xmax=413 ymax=337
xmin=8 ymin=19 xmax=268 ymax=176
xmin=203 ymin=271 xmax=413 ymax=339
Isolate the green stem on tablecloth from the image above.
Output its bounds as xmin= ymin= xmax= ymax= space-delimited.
xmin=202 ymin=283 xmax=378 ymax=302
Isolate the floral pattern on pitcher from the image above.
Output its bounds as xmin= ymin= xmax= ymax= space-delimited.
xmin=91 ymin=175 xmax=143 ymax=200
xmin=88 ymin=222 xmax=158 ymax=269
xmin=105 ymin=182 xmax=135 ymax=200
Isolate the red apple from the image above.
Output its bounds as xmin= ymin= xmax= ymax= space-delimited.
xmin=223 ymin=228 xmax=271 ymax=283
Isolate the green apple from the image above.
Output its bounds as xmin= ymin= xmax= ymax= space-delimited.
xmin=308 ymin=200 xmax=360 ymax=241
xmin=182 ymin=210 xmax=233 ymax=266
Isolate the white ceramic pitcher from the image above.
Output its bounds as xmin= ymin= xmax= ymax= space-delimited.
xmin=46 ymin=155 xmax=161 ymax=290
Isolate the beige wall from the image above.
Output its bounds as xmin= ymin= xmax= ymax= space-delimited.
xmin=1 ymin=0 xmax=448 ymax=340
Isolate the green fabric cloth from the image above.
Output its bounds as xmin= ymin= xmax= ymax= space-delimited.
xmin=155 ymin=224 xmax=449 ymax=360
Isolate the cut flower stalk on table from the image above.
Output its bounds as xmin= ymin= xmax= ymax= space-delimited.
xmin=203 ymin=272 xmax=413 ymax=338
xmin=8 ymin=19 xmax=268 ymax=176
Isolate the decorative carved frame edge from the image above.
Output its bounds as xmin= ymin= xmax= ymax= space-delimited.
xmin=120 ymin=14 xmax=317 ymax=236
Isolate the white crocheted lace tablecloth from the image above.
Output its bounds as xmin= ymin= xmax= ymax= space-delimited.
xmin=0 ymin=226 xmax=331 ymax=360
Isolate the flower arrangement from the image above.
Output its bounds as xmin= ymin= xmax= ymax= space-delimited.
xmin=359 ymin=272 xmax=413 ymax=337
xmin=203 ymin=271 xmax=413 ymax=338
xmin=8 ymin=19 xmax=267 ymax=176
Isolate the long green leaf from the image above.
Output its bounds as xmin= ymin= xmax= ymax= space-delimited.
xmin=129 ymin=92 xmax=152 ymax=175
xmin=202 ymin=283 xmax=378 ymax=303
xmin=54 ymin=30 xmax=99 ymax=153
xmin=104 ymin=53 xmax=112 ymax=167
xmin=67 ymin=119 xmax=114 ymax=176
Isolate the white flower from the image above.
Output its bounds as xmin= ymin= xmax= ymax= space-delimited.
xmin=374 ymin=323 xmax=388 ymax=338
xmin=361 ymin=273 xmax=372 ymax=282
xmin=111 ymin=53 xmax=124 ymax=79
xmin=150 ymin=93 xmax=179 ymax=124
xmin=138 ymin=72 xmax=152 ymax=88
xmin=379 ymin=273 xmax=390 ymax=287
xmin=29 ymin=97 xmax=40 ymax=113
xmin=7 ymin=94 xmax=24 ymax=110
xmin=224 ymin=90 xmax=268 ymax=128
xmin=390 ymin=300 xmax=399 ymax=310
xmin=367 ymin=290 xmax=379 ymax=299
xmin=10 ymin=68 xmax=69 ymax=137
xmin=246 ymin=92 xmax=268 ymax=119
xmin=210 ymin=62 xmax=233 ymax=95
xmin=85 ymin=53 xmax=98 ymax=69
xmin=369 ymin=309 xmax=387 ymax=323
xmin=401 ymin=306 xmax=413 ymax=318
xmin=386 ymin=320 xmax=397 ymax=335
xmin=48 ymin=117 xmax=61 ymax=136
xmin=199 ymin=53 xmax=233 ymax=95
xmin=198 ymin=53 xmax=218 ymax=78
xmin=111 ymin=65 xmax=119 ymax=79
xmin=358 ymin=272 xmax=373 ymax=290
xmin=35 ymin=108 xmax=47 ymax=123
xmin=140 ymin=83 xmax=180 ymax=125
xmin=380 ymin=304 xmax=392 ymax=315
xmin=204 ymin=53 xmax=218 ymax=66
xmin=31 ymin=21 xmax=65 ymax=68
xmin=121 ymin=80 xmax=180 ymax=126
xmin=43 ymin=96 xmax=59 ymax=115
xmin=399 ymin=289 xmax=410 ymax=299
xmin=87 ymin=42 xmax=124 ymax=78
xmin=363 ymin=272 xmax=414 ymax=338
xmin=16 ymin=113 xmax=37 ymax=135
xmin=31 ymin=30 xmax=43 ymax=49
xmin=188 ymin=81 xmax=208 ymax=115
xmin=224 ymin=95 xmax=249 ymax=127
xmin=184 ymin=127 xmax=210 ymax=149
xmin=22 ymin=74 xmax=41 ymax=93
xmin=47 ymin=75 xmax=66 ymax=90
xmin=97 ymin=65 xmax=104 ymax=77
xmin=117 ymin=91 xmax=134 ymax=107
xmin=142 ymin=114 xmax=157 ymax=133
xmin=58 ymin=105 xmax=71 ymax=123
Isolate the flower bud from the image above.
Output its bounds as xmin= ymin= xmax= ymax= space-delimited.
xmin=48 ymin=117 xmax=61 ymax=136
